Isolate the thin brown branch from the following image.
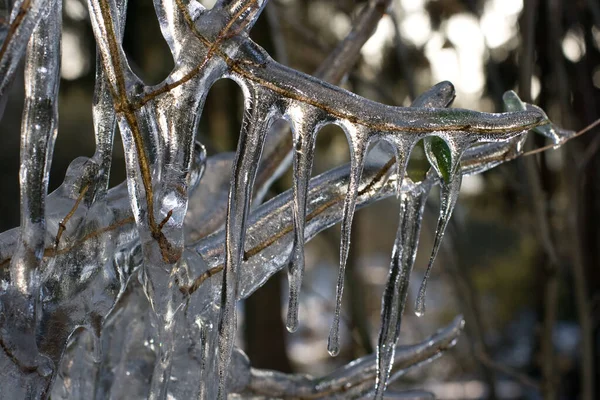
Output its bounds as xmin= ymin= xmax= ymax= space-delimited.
xmin=54 ymin=184 xmax=90 ymax=250
xmin=521 ymin=118 xmax=600 ymax=157
xmin=95 ymin=0 xmax=178 ymax=262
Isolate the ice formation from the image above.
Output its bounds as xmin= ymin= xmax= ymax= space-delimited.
xmin=0 ymin=0 xmax=575 ymax=399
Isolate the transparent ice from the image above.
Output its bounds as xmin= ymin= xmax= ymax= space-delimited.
xmin=0 ymin=0 xmax=575 ymax=399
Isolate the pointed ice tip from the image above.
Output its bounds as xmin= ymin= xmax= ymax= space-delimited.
xmin=286 ymin=312 xmax=299 ymax=333
xmin=415 ymin=292 xmax=426 ymax=317
xmin=327 ymin=341 xmax=340 ymax=357
xmin=327 ymin=325 xmax=340 ymax=356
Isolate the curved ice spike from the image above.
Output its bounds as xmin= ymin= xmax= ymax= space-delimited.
xmin=415 ymin=139 xmax=467 ymax=317
xmin=286 ymin=107 xmax=319 ymax=333
xmin=328 ymin=126 xmax=369 ymax=356
xmin=218 ymin=86 xmax=276 ymax=399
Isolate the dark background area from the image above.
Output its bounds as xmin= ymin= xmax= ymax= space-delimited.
xmin=1 ymin=0 xmax=600 ymax=398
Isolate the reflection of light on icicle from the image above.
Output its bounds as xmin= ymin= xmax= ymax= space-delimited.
xmin=328 ymin=125 xmax=368 ymax=356
xmin=286 ymin=104 xmax=320 ymax=332
xmin=375 ymin=82 xmax=455 ymax=397
xmin=375 ymin=182 xmax=430 ymax=398
xmin=218 ymin=85 xmax=275 ymax=399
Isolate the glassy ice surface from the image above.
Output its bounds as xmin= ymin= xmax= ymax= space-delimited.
xmin=0 ymin=0 xmax=575 ymax=398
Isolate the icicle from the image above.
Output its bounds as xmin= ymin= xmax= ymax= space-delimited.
xmin=375 ymin=177 xmax=430 ymax=398
xmin=286 ymin=106 xmax=318 ymax=333
xmin=416 ymin=137 xmax=469 ymax=316
xmin=328 ymin=126 xmax=368 ymax=356
xmin=89 ymin=0 xmax=127 ymax=198
xmin=0 ymin=4 xmax=61 ymax=391
xmin=375 ymin=82 xmax=457 ymax=397
xmin=218 ymin=86 xmax=274 ymax=399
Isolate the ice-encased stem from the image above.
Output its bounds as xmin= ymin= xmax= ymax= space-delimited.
xmin=246 ymin=316 xmax=464 ymax=398
xmin=10 ymin=0 xmax=60 ymax=295
xmin=90 ymin=0 xmax=127 ymax=198
xmin=218 ymin=85 xmax=275 ymax=399
xmin=0 ymin=2 xmax=60 ymax=396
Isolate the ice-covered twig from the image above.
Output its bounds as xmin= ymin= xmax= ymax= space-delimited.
xmin=242 ymin=316 xmax=464 ymax=398
xmin=0 ymin=0 xmax=50 ymax=115
xmin=0 ymin=94 xmax=571 ymax=398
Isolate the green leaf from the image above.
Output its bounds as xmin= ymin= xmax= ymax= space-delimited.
xmin=429 ymin=137 xmax=452 ymax=184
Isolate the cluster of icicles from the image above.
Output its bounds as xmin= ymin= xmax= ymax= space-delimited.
xmin=216 ymin=81 xmax=568 ymax=398
xmin=0 ymin=0 xmax=576 ymax=398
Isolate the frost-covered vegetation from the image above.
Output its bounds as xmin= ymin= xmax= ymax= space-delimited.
xmin=0 ymin=0 xmax=596 ymax=399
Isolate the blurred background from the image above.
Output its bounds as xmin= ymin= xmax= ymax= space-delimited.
xmin=1 ymin=0 xmax=600 ymax=398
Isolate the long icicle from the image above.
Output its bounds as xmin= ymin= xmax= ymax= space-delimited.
xmin=375 ymin=178 xmax=431 ymax=398
xmin=375 ymin=82 xmax=456 ymax=397
xmin=4 ymin=0 xmax=61 ymax=386
xmin=286 ymin=107 xmax=318 ymax=333
xmin=328 ymin=127 xmax=368 ymax=356
xmin=218 ymin=85 xmax=272 ymax=399
xmin=415 ymin=138 xmax=469 ymax=316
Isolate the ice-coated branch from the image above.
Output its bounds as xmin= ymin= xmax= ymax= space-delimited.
xmin=89 ymin=0 xmax=127 ymax=199
xmin=0 ymin=0 xmax=577 ymax=395
xmin=190 ymin=0 xmax=398 ymax=240
xmin=153 ymin=0 xmax=199 ymax=60
xmin=0 ymin=0 xmax=50 ymax=115
xmin=87 ymin=0 xmax=136 ymax=100
xmin=215 ymin=0 xmax=268 ymax=34
xmin=0 ymin=87 xmax=571 ymax=398
xmin=191 ymin=107 xmax=569 ymax=302
xmin=243 ymin=316 xmax=464 ymax=398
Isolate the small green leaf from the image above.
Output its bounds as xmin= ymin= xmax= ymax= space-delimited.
xmin=429 ymin=137 xmax=452 ymax=184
